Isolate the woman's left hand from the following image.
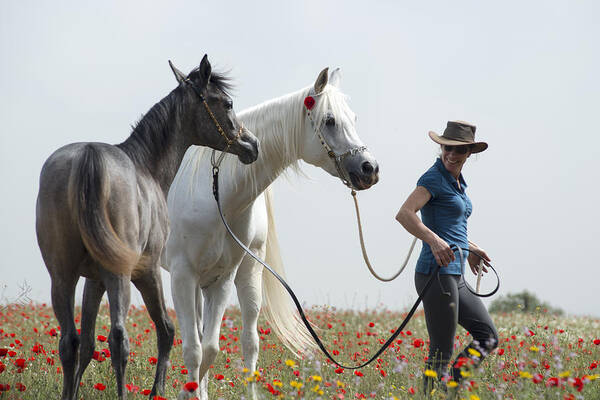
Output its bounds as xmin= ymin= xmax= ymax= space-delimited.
xmin=467 ymin=244 xmax=492 ymax=275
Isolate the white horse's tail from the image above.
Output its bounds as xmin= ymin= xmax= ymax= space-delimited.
xmin=262 ymin=186 xmax=318 ymax=356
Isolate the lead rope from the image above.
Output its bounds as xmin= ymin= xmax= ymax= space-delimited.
xmin=212 ymin=168 xmax=498 ymax=369
xmin=351 ymin=190 xmax=418 ymax=282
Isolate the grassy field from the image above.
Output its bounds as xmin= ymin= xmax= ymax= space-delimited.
xmin=0 ymin=302 xmax=598 ymax=399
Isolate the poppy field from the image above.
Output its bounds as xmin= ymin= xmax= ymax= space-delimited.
xmin=0 ymin=301 xmax=598 ymax=399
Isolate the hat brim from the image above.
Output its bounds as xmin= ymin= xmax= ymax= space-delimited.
xmin=428 ymin=131 xmax=488 ymax=153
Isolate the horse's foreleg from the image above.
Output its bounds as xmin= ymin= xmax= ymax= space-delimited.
xmin=133 ymin=268 xmax=175 ymax=398
xmin=171 ymin=264 xmax=202 ymax=400
xmin=51 ymin=275 xmax=80 ymax=400
xmin=102 ymin=271 xmax=131 ymax=399
xmin=197 ymin=276 xmax=235 ymax=397
xmin=235 ymin=251 xmax=265 ymax=400
xmin=74 ymin=278 xmax=105 ymax=398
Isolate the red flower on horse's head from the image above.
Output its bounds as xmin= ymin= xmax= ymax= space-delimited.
xmin=304 ymin=96 xmax=315 ymax=110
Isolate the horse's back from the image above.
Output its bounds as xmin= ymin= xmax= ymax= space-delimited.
xmin=37 ymin=142 xmax=142 ymax=277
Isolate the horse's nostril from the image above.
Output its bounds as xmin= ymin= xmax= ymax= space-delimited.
xmin=361 ymin=161 xmax=374 ymax=175
xmin=374 ymin=164 xmax=379 ymax=174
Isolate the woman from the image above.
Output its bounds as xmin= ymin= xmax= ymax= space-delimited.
xmin=395 ymin=121 xmax=498 ymax=392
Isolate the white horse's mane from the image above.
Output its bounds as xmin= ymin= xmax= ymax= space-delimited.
xmin=180 ymin=84 xmax=353 ymax=196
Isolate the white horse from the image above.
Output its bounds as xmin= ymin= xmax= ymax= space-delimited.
xmin=165 ymin=68 xmax=379 ymax=400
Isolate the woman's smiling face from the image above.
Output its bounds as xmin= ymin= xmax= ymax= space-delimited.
xmin=441 ymin=144 xmax=472 ymax=177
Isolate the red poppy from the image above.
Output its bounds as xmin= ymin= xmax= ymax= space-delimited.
xmin=14 ymin=358 xmax=26 ymax=368
xmin=141 ymin=389 xmax=151 ymax=395
xmin=148 ymin=356 xmax=158 ymax=365
xmin=497 ymin=348 xmax=505 ymax=355
xmin=126 ymin=383 xmax=139 ymax=393
xmin=97 ymin=335 xmax=107 ymax=342
xmin=93 ymin=383 xmax=106 ymax=391
xmin=304 ymin=96 xmax=315 ymax=110
xmin=0 ymin=349 xmax=7 ymax=357
xmin=412 ymin=339 xmax=424 ymax=348
xmin=15 ymin=382 xmax=26 ymax=392
xmin=593 ymin=339 xmax=600 ymax=345
xmin=408 ymin=386 xmax=415 ymax=394
xmin=214 ymin=374 xmax=224 ymax=380
xmin=183 ymin=381 xmax=199 ymax=392
xmin=546 ymin=377 xmax=559 ymax=387
xmin=334 ymin=367 xmax=344 ymax=374
xmin=0 ymin=363 xmax=5 ymax=373
xmin=0 ymin=383 xmax=10 ymax=391
xmin=368 ymin=322 xmax=375 ymax=328
xmin=532 ymin=373 xmax=543 ymax=384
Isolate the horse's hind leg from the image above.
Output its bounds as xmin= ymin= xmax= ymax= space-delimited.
xmin=101 ymin=271 xmax=132 ymax=399
xmin=50 ymin=274 xmax=80 ymax=400
xmin=133 ymin=268 xmax=175 ymax=398
xmin=74 ymin=278 xmax=106 ymax=396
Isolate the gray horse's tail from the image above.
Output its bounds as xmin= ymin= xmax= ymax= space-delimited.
xmin=68 ymin=144 xmax=139 ymax=273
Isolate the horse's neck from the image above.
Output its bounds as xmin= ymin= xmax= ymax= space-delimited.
xmin=118 ymin=99 xmax=190 ymax=195
xmin=224 ymin=91 xmax=305 ymax=210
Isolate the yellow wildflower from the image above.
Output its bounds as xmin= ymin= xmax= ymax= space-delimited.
xmin=447 ymin=381 xmax=458 ymax=388
xmin=460 ymin=370 xmax=471 ymax=378
xmin=336 ymin=380 xmax=345 ymax=388
xmin=272 ymin=379 xmax=282 ymax=387
xmin=424 ymin=369 xmax=438 ymax=378
xmin=559 ymin=371 xmax=571 ymax=378
xmin=290 ymin=380 xmax=303 ymax=388
xmin=311 ymin=375 xmax=322 ymax=382
xmin=285 ymin=359 xmax=296 ymax=368
xmin=519 ymin=371 xmax=533 ymax=379
xmin=529 ymin=346 xmax=539 ymax=352
xmin=468 ymin=348 xmax=481 ymax=358
xmin=470 ymin=395 xmax=480 ymax=400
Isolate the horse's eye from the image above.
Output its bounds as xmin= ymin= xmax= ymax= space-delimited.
xmin=325 ymin=116 xmax=335 ymax=127
xmin=225 ymin=99 xmax=233 ymax=110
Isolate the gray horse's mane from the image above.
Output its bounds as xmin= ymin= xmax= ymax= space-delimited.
xmin=119 ymin=71 xmax=233 ymax=168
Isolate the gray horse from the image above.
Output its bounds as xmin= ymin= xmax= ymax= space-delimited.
xmin=35 ymin=55 xmax=259 ymax=400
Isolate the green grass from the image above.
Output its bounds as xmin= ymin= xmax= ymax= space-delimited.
xmin=0 ymin=302 xmax=598 ymax=399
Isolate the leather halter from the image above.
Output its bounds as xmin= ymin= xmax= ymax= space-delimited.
xmin=304 ymin=91 xmax=367 ymax=191
xmin=185 ymin=78 xmax=243 ymax=148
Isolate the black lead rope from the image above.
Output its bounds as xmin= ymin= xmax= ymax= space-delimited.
xmin=212 ymin=169 xmax=499 ymax=370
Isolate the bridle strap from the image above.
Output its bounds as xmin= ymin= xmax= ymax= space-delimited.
xmin=304 ymin=94 xmax=367 ymax=190
xmin=186 ymin=78 xmax=243 ymax=148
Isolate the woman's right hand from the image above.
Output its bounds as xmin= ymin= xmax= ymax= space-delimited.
xmin=429 ymin=236 xmax=455 ymax=267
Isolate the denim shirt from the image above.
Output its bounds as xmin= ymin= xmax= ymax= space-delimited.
xmin=415 ymin=158 xmax=472 ymax=275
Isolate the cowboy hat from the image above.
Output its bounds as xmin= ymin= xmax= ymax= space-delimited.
xmin=428 ymin=120 xmax=488 ymax=153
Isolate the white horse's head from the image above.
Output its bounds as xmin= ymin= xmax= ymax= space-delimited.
xmin=300 ymin=68 xmax=379 ymax=190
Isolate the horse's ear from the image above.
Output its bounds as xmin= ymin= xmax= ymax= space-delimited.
xmin=197 ymin=54 xmax=212 ymax=90
xmin=314 ymin=67 xmax=329 ymax=94
xmin=329 ymin=67 xmax=341 ymax=88
xmin=168 ymin=60 xmax=187 ymax=85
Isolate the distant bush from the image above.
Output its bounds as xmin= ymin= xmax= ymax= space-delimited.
xmin=489 ymin=290 xmax=563 ymax=315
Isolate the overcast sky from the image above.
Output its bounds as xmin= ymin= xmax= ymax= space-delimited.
xmin=1 ymin=1 xmax=599 ymax=318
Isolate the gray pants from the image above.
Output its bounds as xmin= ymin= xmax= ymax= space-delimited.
xmin=415 ymin=272 xmax=498 ymax=385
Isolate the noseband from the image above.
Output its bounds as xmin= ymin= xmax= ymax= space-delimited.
xmin=304 ymin=93 xmax=367 ymax=191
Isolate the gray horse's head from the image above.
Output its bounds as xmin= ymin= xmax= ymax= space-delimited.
xmin=300 ymin=68 xmax=379 ymax=190
xmin=169 ymin=55 xmax=259 ymax=164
